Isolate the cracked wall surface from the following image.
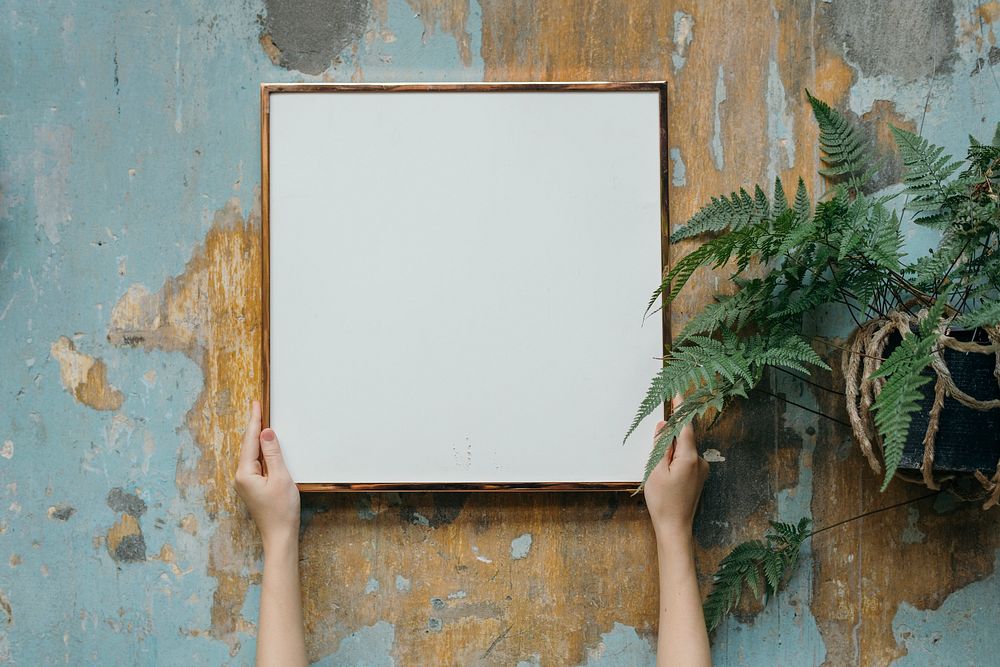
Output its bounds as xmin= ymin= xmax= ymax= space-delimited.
xmin=1 ymin=1 xmax=999 ymax=665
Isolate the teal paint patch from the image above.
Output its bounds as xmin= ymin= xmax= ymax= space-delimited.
xmin=577 ymin=622 xmax=655 ymax=666
xmin=365 ymin=577 xmax=380 ymax=594
xmin=510 ymin=532 xmax=533 ymax=560
xmin=765 ymin=58 xmax=795 ymax=184
xmin=669 ymin=147 xmax=687 ymax=187
xmin=891 ymin=551 xmax=1000 ymax=666
xmin=352 ymin=0 xmax=485 ymax=81
xmin=671 ymin=11 xmax=694 ymax=74
xmin=901 ymin=506 xmax=927 ymax=544
xmin=394 ymin=574 xmax=411 ymax=593
xmin=711 ymin=65 xmax=727 ymax=171
xmin=311 ymin=621 xmax=396 ymax=667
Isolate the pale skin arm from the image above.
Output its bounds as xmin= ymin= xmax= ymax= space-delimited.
xmin=236 ymin=401 xmax=308 ymax=667
xmin=643 ymin=396 xmax=712 ymax=667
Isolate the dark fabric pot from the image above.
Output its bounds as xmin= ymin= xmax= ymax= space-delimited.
xmin=883 ymin=328 xmax=1000 ymax=474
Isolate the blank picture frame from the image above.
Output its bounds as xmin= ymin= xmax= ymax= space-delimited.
xmin=261 ymin=82 xmax=669 ymax=491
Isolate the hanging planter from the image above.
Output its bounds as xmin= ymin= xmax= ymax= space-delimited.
xmin=845 ymin=316 xmax=1000 ymax=505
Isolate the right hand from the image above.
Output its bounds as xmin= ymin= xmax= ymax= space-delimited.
xmin=235 ymin=400 xmax=301 ymax=548
xmin=643 ymin=396 xmax=709 ymax=540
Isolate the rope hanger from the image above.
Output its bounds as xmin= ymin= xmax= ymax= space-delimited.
xmin=843 ymin=308 xmax=1000 ymax=509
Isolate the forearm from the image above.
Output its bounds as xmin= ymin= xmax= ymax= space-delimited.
xmin=655 ymin=528 xmax=711 ymax=667
xmin=257 ymin=534 xmax=308 ymax=667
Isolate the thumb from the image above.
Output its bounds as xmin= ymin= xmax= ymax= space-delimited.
xmin=259 ymin=428 xmax=290 ymax=478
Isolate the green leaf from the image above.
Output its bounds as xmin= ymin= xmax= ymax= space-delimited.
xmin=807 ymin=90 xmax=873 ymax=194
xmin=871 ymin=297 xmax=948 ymax=489
xmin=890 ymin=125 xmax=961 ymax=222
xmin=703 ymin=518 xmax=812 ymax=633
xmin=956 ymin=301 xmax=1000 ymax=329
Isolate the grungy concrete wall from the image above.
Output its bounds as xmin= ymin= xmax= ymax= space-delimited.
xmin=1 ymin=1 xmax=999 ymax=665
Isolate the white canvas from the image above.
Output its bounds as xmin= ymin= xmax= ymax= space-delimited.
xmin=266 ymin=86 xmax=666 ymax=485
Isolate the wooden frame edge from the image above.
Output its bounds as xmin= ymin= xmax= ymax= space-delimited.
xmin=260 ymin=81 xmax=671 ymax=492
xmin=296 ymin=481 xmax=641 ymax=492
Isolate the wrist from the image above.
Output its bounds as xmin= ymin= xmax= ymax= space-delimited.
xmin=262 ymin=529 xmax=299 ymax=559
xmin=654 ymin=524 xmax=694 ymax=551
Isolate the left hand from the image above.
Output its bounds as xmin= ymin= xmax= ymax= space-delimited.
xmin=644 ymin=396 xmax=709 ymax=540
xmin=235 ymin=400 xmax=301 ymax=549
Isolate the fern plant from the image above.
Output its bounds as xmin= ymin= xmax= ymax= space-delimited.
xmin=626 ymin=93 xmax=999 ymax=632
xmin=703 ymin=518 xmax=811 ymax=633
xmin=627 ymin=92 xmax=1000 ymax=491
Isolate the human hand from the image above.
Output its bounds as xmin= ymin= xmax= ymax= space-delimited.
xmin=643 ymin=396 xmax=709 ymax=541
xmin=235 ymin=400 xmax=301 ymax=550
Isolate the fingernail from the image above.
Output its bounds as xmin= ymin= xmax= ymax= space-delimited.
xmin=261 ymin=429 xmax=275 ymax=442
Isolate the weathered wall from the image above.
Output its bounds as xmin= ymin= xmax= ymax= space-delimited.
xmin=1 ymin=1 xmax=998 ymax=665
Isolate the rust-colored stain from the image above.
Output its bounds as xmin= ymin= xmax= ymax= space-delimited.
xmin=108 ymin=197 xmax=262 ymax=650
xmin=0 ymin=589 xmax=10 ymax=626
xmin=50 ymin=336 xmax=125 ymax=411
xmin=860 ymin=99 xmax=918 ymax=190
xmin=259 ymin=33 xmax=283 ymax=67
xmin=962 ymin=0 xmax=1000 ymax=49
xmin=106 ymin=513 xmax=144 ymax=563
xmin=300 ymin=492 xmax=659 ymax=664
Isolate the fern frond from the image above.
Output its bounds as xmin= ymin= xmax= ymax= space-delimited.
xmin=773 ymin=177 xmax=788 ymax=214
xmin=758 ymin=332 xmax=830 ymax=373
xmin=955 ymin=300 xmax=1000 ymax=329
xmin=807 ymin=91 xmax=872 ymax=193
xmin=864 ymin=204 xmax=904 ymax=271
xmin=703 ymin=518 xmax=812 ymax=632
xmin=678 ymin=278 xmax=775 ymax=342
xmin=890 ymin=126 xmax=961 ymax=221
xmin=870 ymin=297 xmax=948 ymax=489
xmin=670 ymin=189 xmax=766 ymax=243
xmin=623 ymin=335 xmax=756 ymax=445
xmin=793 ymin=178 xmax=810 ymax=220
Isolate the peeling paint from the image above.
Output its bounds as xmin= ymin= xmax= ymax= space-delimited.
xmin=765 ymin=58 xmax=795 ymax=183
xmin=311 ymin=621 xmax=395 ymax=667
xmin=106 ymin=513 xmax=146 ymax=563
xmin=510 ymin=532 xmax=533 ymax=560
xmin=31 ymin=126 xmax=73 ymax=245
xmin=46 ymin=504 xmax=75 ymax=521
xmin=404 ymin=0 xmax=474 ymax=67
xmin=50 ymin=336 xmax=124 ymax=411
xmin=711 ymin=65 xmax=727 ymax=171
xmin=824 ymin=0 xmax=958 ymax=81
xmin=107 ymin=195 xmax=262 ymax=648
xmin=578 ymin=622 xmax=655 ymax=666
xmin=671 ymin=11 xmax=694 ymax=74
xmin=668 ymin=147 xmax=687 ymax=187
xmin=892 ymin=552 xmax=1000 ymax=665
xmin=106 ymin=487 xmax=147 ymax=518
xmin=260 ymin=0 xmax=370 ymax=75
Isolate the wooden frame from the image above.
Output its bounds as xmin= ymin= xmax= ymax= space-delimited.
xmin=260 ymin=81 xmax=670 ymax=492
